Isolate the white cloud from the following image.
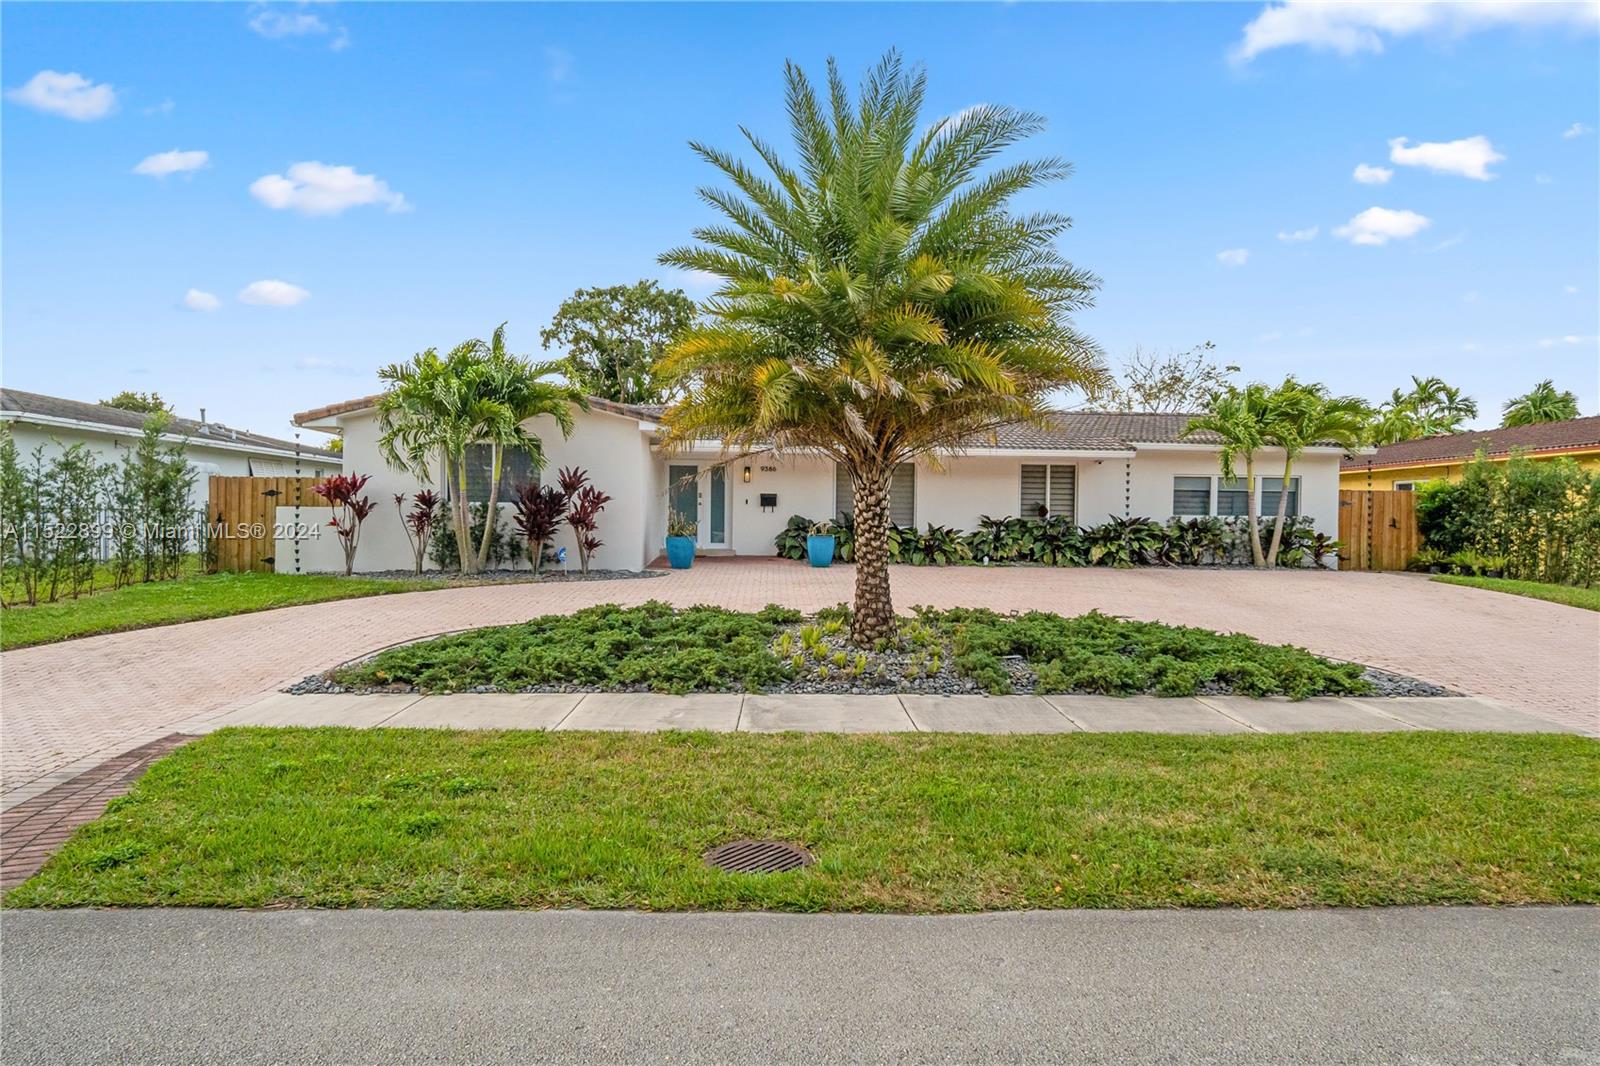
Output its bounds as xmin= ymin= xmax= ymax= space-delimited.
xmin=1388 ymin=135 xmax=1504 ymax=180
xmin=1538 ymin=334 xmax=1596 ymax=348
xmin=1563 ymin=122 xmax=1593 ymax=139
xmin=239 ymin=280 xmax=310 ymax=307
xmin=143 ymin=98 xmax=175 ymax=117
xmin=1564 ymin=285 xmax=1579 ymax=294
xmin=1430 ymin=233 xmax=1466 ymax=252
xmin=182 ymin=289 xmax=220 ymax=312
xmin=1231 ymin=1 xmax=1600 ymax=63
xmin=133 ymin=149 xmax=209 ymax=178
xmin=1461 ymin=342 xmax=1479 ymax=352
xmin=1353 ymin=163 xmax=1392 ymax=184
xmin=5 ymin=70 xmax=118 ymax=121
xmin=1334 ymin=206 xmax=1431 ymax=246
xmin=249 ymin=162 xmax=410 ymax=216
xmin=1217 ymin=248 xmax=1251 ymax=266
xmin=1277 ymin=225 xmax=1319 ymax=241
xmin=249 ymin=7 xmax=350 ymax=50
xmin=543 ymin=46 xmax=574 ymax=83
xmin=1534 ymin=173 xmax=1554 ymax=185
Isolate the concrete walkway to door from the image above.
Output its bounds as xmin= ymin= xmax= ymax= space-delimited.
xmin=2 ymin=562 xmax=1595 ymax=802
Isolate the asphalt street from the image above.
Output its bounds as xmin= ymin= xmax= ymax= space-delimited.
xmin=2 ymin=907 xmax=1596 ymax=1064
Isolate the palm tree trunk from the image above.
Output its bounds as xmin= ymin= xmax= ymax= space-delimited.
xmin=451 ymin=456 xmax=475 ymax=574
xmin=1244 ymin=453 xmax=1265 ymax=567
xmin=476 ymin=442 xmax=502 ymax=572
xmin=1266 ymin=457 xmax=1294 ymax=567
xmin=849 ymin=464 xmax=897 ymax=646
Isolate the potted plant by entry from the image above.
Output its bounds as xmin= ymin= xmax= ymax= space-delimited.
xmin=806 ymin=520 xmax=837 ymax=568
xmin=665 ymin=514 xmax=697 ymax=569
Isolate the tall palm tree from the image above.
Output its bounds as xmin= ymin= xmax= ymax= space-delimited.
xmin=655 ymin=52 xmax=1105 ymax=644
xmin=1259 ymin=378 xmax=1368 ymax=566
xmin=1185 ymin=384 xmax=1268 ymax=567
xmin=1501 ymin=379 xmax=1579 ymax=427
xmin=376 ymin=325 xmax=582 ymax=574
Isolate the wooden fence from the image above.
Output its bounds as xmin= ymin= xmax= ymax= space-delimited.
xmin=208 ymin=475 xmax=323 ymax=573
xmin=1337 ymin=489 xmax=1420 ymax=572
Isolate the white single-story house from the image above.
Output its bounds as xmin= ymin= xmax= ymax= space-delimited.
xmin=1 ymin=388 xmax=342 ymax=516
xmin=282 ymin=393 xmax=1353 ymax=573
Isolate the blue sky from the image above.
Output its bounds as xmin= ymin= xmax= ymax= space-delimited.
xmin=4 ymin=2 xmax=1597 ymax=439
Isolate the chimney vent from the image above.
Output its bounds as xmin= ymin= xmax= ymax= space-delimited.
xmin=200 ymin=407 xmax=207 ymax=423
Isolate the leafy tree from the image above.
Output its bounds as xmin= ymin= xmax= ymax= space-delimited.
xmin=1369 ymin=375 xmax=1478 ymax=444
xmin=1185 ymin=384 xmax=1269 ymax=567
xmin=1501 ymin=380 xmax=1580 ymax=427
xmin=376 ymin=324 xmax=583 ymax=574
xmin=1098 ymin=341 xmax=1237 ymax=412
xmin=1258 ymin=379 xmax=1367 ymax=567
xmin=99 ymin=391 xmax=172 ymax=415
xmin=540 ymin=281 xmax=698 ymax=405
xmin=656 ymin=52 xmax=1105 ymax=644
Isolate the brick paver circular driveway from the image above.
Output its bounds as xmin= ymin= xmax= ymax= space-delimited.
xmin=3 ymin=563 xmax=1595 ymax=795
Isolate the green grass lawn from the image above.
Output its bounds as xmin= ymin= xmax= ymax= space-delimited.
xmin=334 ymin=602 xmax=1373 ymax=699
xmin=0 ymin=571 xmax=446 ymax=649
xmin=1434 ymin=574 xmax=1600 ymax=612
xmin=8 ymin=728 xmax=1595 ymax=911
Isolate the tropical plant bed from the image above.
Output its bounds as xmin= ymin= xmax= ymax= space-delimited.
xmin=8 ymin=729 xmax=1595 ymax=910
xmin=302 ymin=602 xmax=1450 ymax=700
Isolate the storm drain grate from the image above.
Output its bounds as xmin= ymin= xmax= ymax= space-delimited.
xmin=704 ymin=839 xmax=815 ymax=874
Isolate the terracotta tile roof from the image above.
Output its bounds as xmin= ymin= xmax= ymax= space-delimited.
xmin=292 ymin=393 xmax=665 ymax=426
xmin=1340 ymin=415 xmax=1600 ymax=470
xmin=2 ymin=388 xmax=341 ymax=460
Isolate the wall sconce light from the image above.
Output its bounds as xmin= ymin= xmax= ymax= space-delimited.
xmin=742 ymin=466 xmax=752 ymax=483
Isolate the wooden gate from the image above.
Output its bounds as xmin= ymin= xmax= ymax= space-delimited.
xmin=208 ymin=475 xmax=323 ymax=572
xmin=1338 ymin=489 xmax=1420 ymax=572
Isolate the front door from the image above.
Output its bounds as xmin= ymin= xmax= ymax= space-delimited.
xmin=669 ymin=464 xmax=698 ymax=540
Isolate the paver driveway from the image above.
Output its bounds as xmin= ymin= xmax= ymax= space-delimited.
xmin=2 ymin=562 xmax=1595 ymax=799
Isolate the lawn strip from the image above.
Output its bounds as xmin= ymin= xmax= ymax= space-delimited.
xmin=1432 ymin=575 xmax=1600 ymax=612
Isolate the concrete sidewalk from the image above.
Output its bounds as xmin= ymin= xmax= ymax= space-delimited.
xmin=4 ymin=907 xmax=1595 ymax=1065
xmin=183 ymin=690 xmax=1577 ymax=736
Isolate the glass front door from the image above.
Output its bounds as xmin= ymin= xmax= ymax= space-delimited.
xmin=668 ymin=465 xmax=698 ymax=540
xmin=708 ymin=466 xmax=726 ymax=545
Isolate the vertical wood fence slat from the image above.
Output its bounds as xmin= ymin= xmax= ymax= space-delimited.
xmin=207 ymin=475 xmax=323 ymax=572
xmin=1338 ymin=489 xmax=1419 ymax=572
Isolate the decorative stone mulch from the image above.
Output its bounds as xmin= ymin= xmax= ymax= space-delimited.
xmin=353 ymin=568 xmax=666 ymax=585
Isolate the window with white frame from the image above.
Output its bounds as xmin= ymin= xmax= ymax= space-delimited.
xmin=1020 ymin=464 xmax=1075 ymax=522
xmin=1172 ymin=476 xmax=1212 ymax=516
xmin=1393 ymin=481 xmax=1415 ymax=492
xmin=1216 ymin=476 xmax=1250 ymax=517
xmin=1260 ymin=476 xmax=1300 ymax=517
xmin=835 ymin=463 xmax=915 ymax=525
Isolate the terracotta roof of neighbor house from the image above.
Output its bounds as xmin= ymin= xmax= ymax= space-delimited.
xmin=2 ymin=388 xmax=340 ymax=459
xmin=1339 ymin=415 xmax=1600 ymax=470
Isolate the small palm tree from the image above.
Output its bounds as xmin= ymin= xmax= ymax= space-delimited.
xmin=1259 ymin=378 xmax=1368 ymax=566
xmin=656 ymin=52 xmax=1105 ymax=644
xmin=1501 ymin=380 xmax=1579 ymax=427
xmin=376 ymin=325 xmax=582 ymax=574
xmin=1185 ymin=384 xmax=1268 ymax=567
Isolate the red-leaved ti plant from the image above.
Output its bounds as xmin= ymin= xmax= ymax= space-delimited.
xmin=313 ymin=473 xmax=375 ymax=576
xmin=394 ymin=489 xmax=442 ymax=575
xmin=512 ymin=482 xmax=569 ymax=575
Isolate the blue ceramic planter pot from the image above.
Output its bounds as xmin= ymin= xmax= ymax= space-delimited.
xmin=806 ymin=534 xmax=837 ymax=568
xmin=665 ymin=536 xmax=696 ymax=569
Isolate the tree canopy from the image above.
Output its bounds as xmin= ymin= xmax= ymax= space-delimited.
xmin=539 ymin=281 xmax=698 ymax=406
xmin=1501 ymin=380 xmax=1579 ymax=427
xmin=1097 ymin=341 xmax=1236 ymax=413
xmin=99 ymin=391 xmax=172 ymax=416
xmin=1369 ymin=376 xmax=1478 ymax=444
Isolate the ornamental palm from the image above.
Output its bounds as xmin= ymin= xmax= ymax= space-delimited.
xmin=1185 ymin=384 xmax=1269 ymax=567
xmin=1501 ymin=379 xmax=1580 ymax=427
xmin=376 ymin=325 xmax=582 ymax=574
xmin=1259 ymin=378 xmax=1368 ymax=567
xmin=656 ymin=52 xmax=1105 ymax=644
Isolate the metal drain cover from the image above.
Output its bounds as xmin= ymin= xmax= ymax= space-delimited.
xmin=704 ymin=839 xmax=814 ymax=874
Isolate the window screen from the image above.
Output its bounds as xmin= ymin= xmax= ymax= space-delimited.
xmin=1172 ymin=476 xmax=1211 ymax=516
xmin=1260 ymin=476 xmax=1300 ymax=518
xmin=1216 ymin=477 xmax=1249 ymax=517
xmin=462 ymin=444 xmax=536 ymax=503
xmin=836 ymin=463 xmax=915 ymax=525
xmin=1020 ymin=464 xmax=1075 ymax=521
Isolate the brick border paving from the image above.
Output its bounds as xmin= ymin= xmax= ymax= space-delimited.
xmin=1 ymin=734 xmax=191 ymax=889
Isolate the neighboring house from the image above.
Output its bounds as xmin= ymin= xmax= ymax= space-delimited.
xmin=1 ymin=388 xmax=342 ymax=515
xmin=1340 ymin=415 xmax=1600 ymax=491
xmin=284 ymin=393 xmax=1351 ymax=573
